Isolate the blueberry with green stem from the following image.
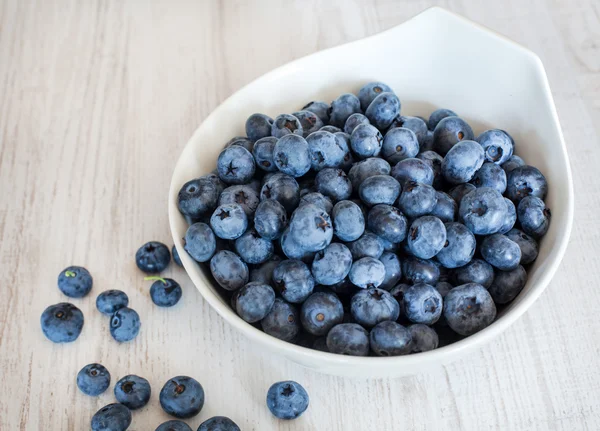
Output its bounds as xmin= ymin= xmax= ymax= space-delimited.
xmin=146 ymin=276 xmax=182 ymax=307
xmin=58 ymin=266 xmax=93 ymax=298
xmin=136 ymin=241 xmax=171 ymax=273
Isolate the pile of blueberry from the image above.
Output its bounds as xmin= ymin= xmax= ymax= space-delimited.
xmin=178 ymin=81 xmax=551 ymax=356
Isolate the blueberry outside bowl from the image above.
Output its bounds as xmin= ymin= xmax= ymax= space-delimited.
xmin=169 ymin=7 xmax=573 ymax=378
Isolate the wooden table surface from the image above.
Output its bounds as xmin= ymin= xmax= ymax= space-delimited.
xmin=2 ymin=0 xmax=600 ymax=429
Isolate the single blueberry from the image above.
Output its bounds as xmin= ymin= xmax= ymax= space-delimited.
xmin=350 ymin=288 xmax=400 ymax=327
xmin=155 ymin=420 xmax=192 ymax=431
xmin=333 ymin=131 xmax=355 ymax=170
xmin=348 ymin=157 xmax=391 ymax=190
xmin=306 ymin=130 xmax=346 ymax=171
xmin=77 ymin=363 xmax=111 ymax=396
xmin=234 ymin=229 xmax=274 ymax=264
xmin=293 ymin=110 xmax=324 ymax=137
xmin=314 ymin=168 xmax=352 ymax=202
xmin=436 ymin=222 xmax=476 ymax=268
xmin=273 ymin=134 xmax=311 ymax=177
xmin=402 ymin=256 xmax=440 ymax=285
xmin=451 ymin=258 xmax=495 ymax=288
xmin=476 ymin=129 xmax=514 ymax=164
xmin=136 ymin=241 xmax=170 ymax=273
xmin=389 ymin=115 xmax=428 ymax=148
xmin=159 ymin=376 xmax=205 ymax=419
xmin=280 ymin=227 xmax=316 ymax=262
xmin=398 ymin=283 xmax=443 ymax=325
xmin=288 ymin=203 xmax=333 ymax=252
xmin=501 ymin=155 xmax=526 ymax=173
xmin=448 ymin=183 xmax=476 ymax=203
xmin=148 ymin=277 xmax=182 ymax=307
xmin=428 ymin=108 xmax=457 ymax=131
xmin=370 ymin=321 xmax=412 ymax=356
xmin=91 ymin=403 xmax=131 ymax=431
xmin=382 ymin=127 xmax=419 ymax=164
xmin=261 ymin=298 xmax=300 ymax=342
xmin=431 ymin=191 xmax=457 ymax=222
xmin=110 ymin=307 xmax=141 ymax=342
xmin=391 ymin=158 xmax=434 ymax=186
xmin=299 ymin=192 xmax=333 ymax=214
xmin=366 ymin=204 xmax=408 ymax=244
xmin=252 ymin=136 xmax=278 ymax=172
xmin=254 ymin=199 xmax=287 ymax=240
xmin=300 ymin=291 xmax=344 ymax=335
xmin=218 ymin=185 xmax=260 ymax=217
xmin=57 ymin=266 xmax=92 ymax=298
xmin=443 ymin=283 xmax=496 ymax=336
xmin=96 ymin=290 xmax=129 ymax=315
xmin=365 ymin=92 xmax=401 ymax=130
xmin=184 ymin=223 xmax=216 ymax=263
xmin=349 ymin=257 xmax=386 ymax=289
xmin=260 ymin=173 xmax=300 ymax=213
xmin=250 ymin=255 xmax=281 ymax=284
xmin=506 ymin=165 xmax=548 ymax=203
xmin=266 ymin=381 xmax=309 ymax=420
xmin=416 ymin=150 xmax=444 ymax=189
xmin=311 ymin=243 xmax=352 ymax=285
xmin=409 ymin=324 xmax=439 ymax=353
xmin=326 ymin=323 xmax=370 ymax=356
xmin=471 ymin=161 xmax=507 ymax=193
xmin=379 ymin=252 xmax=402 ymax=291
xmin=40 ymin=302 xmax=84 ymax=343
xmin=172 ymin=245 xmax=183 ymax=267
xmin=358 ymin=81 xmax=393 ymax=111
xmin=433 ymin=116 xmax=474 ymax=155
xmin=442 ymin=140 xmax=485 ymax=184
xmin=344 ymin=113 xmax=370 ymax=135
xmin=517 ymin=195 xmax=551 ymax=238
xmin=302 ymin=101 xmax=330 ymax=123
xmin=505 ymin=228 xmax=539 ymax=265
xmin=245 ymin=113 xmax=273 ymax=141
xmin=332 ymin=200 xmax=365 ymax=242
xmin=198 ymin=416 xmax=241 ymax=431
xmin=177 ymin=176 xmax=222 ymax=219
xmin=271 ymin=114 xmax=303 ymax=138
xmin=217 ymin=145 xmax=256 ymax=185
xmin=397 ymin=181 xmax=437 ymax=218
xmin=407 ymin=216 xmax=446 ymax=260
xmin=273 ymin=260 xmax=315 ymax=303
xmin=235 ymin=282 xmax=276 ymax=322
xmin=348 ymin=232 xmax=385 ymax=259
xmin=114 ymin=375 xmax=151 ymax=410
xmin=481 ymin=234 xmax=521 ymax=271
xmin=459 ymin=187 xmax=507 ymax=235
xmin=350 ymin=124 xmax=383 ymax=159
xmin=489 ymin=265 xmax=527 ymax=304
xmin=359 ymin=174 xmax=401 ymax=206
xmin=210 ymin=203 xmax=248 ymax=240
xmin=329 ymin=93 xmax=361 ymax=128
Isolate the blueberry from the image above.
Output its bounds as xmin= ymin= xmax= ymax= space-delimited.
xmin=311 ymin=243 xmax=352 ymax=285
xmin=442 ymin=140 xmax=485 ymax=184
xmin=273 ymin=134 xmax=311 ymax=177
xmin=288 ymin=203 xmax=333 ymax=252
xmin=350 ymin=288 xmax=399 ymax=327
xmin=271 ymin=114 xmax=303 ymax=138
xmin=402 ymin=256 xmax=440 ymax=285
xmin=490 ymin=265 xmax=528 ymax=305
xmin=172 ymin=246 xmax=183 ymax=267
xmin=300 ymin=292 xmax=344 ymax=335
xmin=433 ymin=116 xmax=474 ymax=155
xmin=350 ymin=124 xmax=383 ymax=159
xmin=136 ymin=241 xmax=170 ymax=273
xmin=359 ymin=175 xmax=401 ymax=206
xmin=314 ymin=168 xmax=352 ymax=202
xmin=369 ymin=321 xmax=412 ymax=356
xmin=365 ymin=92 xmax=401 ymax=130
xmin=110 ymin=307 xmax=141 ymax=342
xmin=416 ymin=150 xmax=444 ymax=188
xmin=431 ymin=191 xmax=457 ymax=222
xmin=348 ymin=232 xmax=385 ymax=259
xmin=349 ymin=257 xmax=386 ymax=289
xmin=459 ymin=187 xmax=507 ymax=235
xmin=177 ymin=176 xmax=221 ymax=219
xmin=245 ymin=113 xmax=273 ymax=141
xmin=260 ymin=173 xmax=300 ymax=213
xmin=329 ymin=93 xmax=361 ymax=128
xmin=250 ymin=255 xmax=281 ymax=284
xmin=299 ymin=192 xmax=333 ymax=213
xmin=428 ymin=108 xmax=457 ymax=130
xmin=155 ymin=420 xmax=192 ymax=431
xmin=481 ymin=233 xmax=521 ymax=270
xmin=358 ymin=81 xmax=393 ymax=111
xmin=210 ymin=203 xmax=248 ymax=240
xmin=421 ymin=130 xmax=435 ymax=152
xmin=451 ymin=258 xmax=495 ymax=288
xmin=448 ymin=183 xmax=476 ymax=203
xmin=397 ymin=181 xmax=437 ymax=218
xmin=96 ymin=290 xmax=129 ymax=315
xmin=471 ymin=162 xmax=507 ymax=193
xmin=198 ymin=416 xmax=241 ymax=431
xmin=254 ymin=199 xmax=287 ymax=240
xmin=306 ymin=130 xmax=346 ymax=171
xmin=407 ymin=216 xmax=446 ymax=259
xmin=57 ymin=266 xmax=92 ymax=298
xmin=293 ymin=110 xmax=324 ymax=137
xmin=389 ymin=116 xmax=428 ymax=147
xmin=273 ymin=260 xmax=314 ymax=303
xmin=505 ymin=228 xmax=539 ymax=265
xmin=319 ymin=125 xmax=342 ymax=133
xmin=476 ymin=129 xmax=514 ymax=164
xmin=184 ymin=223 xmax=216 ymax=263
xmin=236 ymin=230 xmax=274 ymax=265
xmin=379 ymin=252 xmax=402 ymax=291
xmin=261 ymin=298 xmax=300 ymax=342
xmin=501 ymin=155 xmax=525 ymax=173
xmin=40 ymin=302 xmax=84 ymax=343
xmin=408 ymin=324 xmax=439 ymax=353
xmin=381 ymin=127 xmax=419 ymax=164
xmin=506 ymin=165 xmax=548 ymax=203
xmin=226 ymin=136 xmax=254 ymax=152
xmin=159 ymin=376 xmax=205 ymax=419
xmin=302 ymin=101 xmax=330 ymax=123
xmin=332 ymin=200 xmax=365 ymax=242
xmin=91 ymin=403 xmax=131 ymax=431
xmin=517 ymin=195 xmax=551 ymax=238
xmin=497 ymin=197 xmax=517 ymax=235
xmin=218 ymin=185 xmax=260 ymax=217
xmin=77 ymin=363 xmax=111 ymax=396
xmin=398 ymin=283 xmax=443 ymax=325
xmin=436 ymin=222 xmax=476 ymax=268
xmin=114 ymin=375 xmax=151 ymax=410
xmin=326 ymin=323 xmax=370 ymax=356
xmin=149 ymin=277 xmax=182 ymax=307
xmin=235 ymin=282 xmax=276 ymax=322
xmin=333 ymin=131 xmax=354 ymax=170
xmin=348 ymin=157 xmax=391 ymax=189
xmin=252 ymin=136 xmax=278 ymax=172
xmin=344 ymin=113 xmax=370 ymax=134
xmin=280 ymin=227 xmax=316 ymax=262
xmin=443 ymin=283 xmax=496 ymax=336
xmin=366 ymin=205 xmax=407 ymax=245
xmin=266 ymin=381 xmax=309 ymax=420
xmin=217 ymin=145 xmax=256 ymax=185
xmin=391 ymin=158 xmax=434 ymax=186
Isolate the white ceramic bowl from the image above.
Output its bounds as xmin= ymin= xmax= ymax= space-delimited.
xmin=169 ymin=7 xmax=573 ymax=378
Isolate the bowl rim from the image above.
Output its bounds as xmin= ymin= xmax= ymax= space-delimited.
xmin=168 ymin=6 xmax=574 ymax=370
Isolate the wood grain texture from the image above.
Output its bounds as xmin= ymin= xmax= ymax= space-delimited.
xmin=1 ymin=0 xmax=599 ymax=429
